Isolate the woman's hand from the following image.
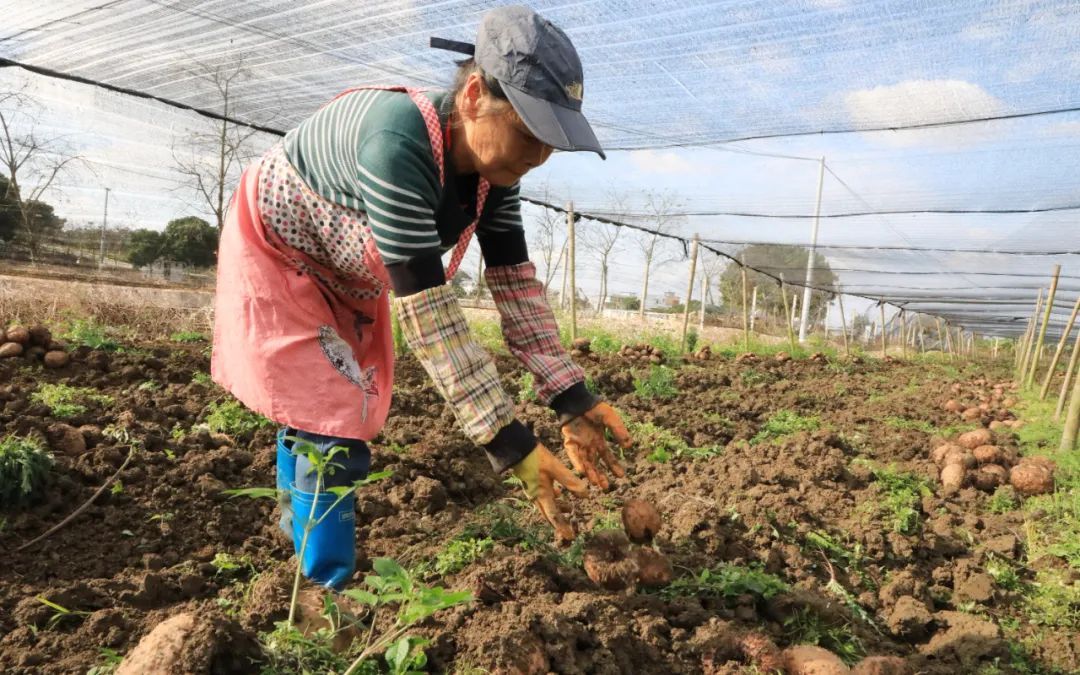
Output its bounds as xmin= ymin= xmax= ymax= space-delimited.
xmin=511 ymin=443 xmax=588 ymax=544
xmin=561 ymin=402 xmax=631 ymax=490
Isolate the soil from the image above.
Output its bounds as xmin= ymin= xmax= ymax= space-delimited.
xmin=1 ymin=342 xmax=1076 ymax=674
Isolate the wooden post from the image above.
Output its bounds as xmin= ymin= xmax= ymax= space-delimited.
xmin=900 ymin=310 xmax=907 ymax=359
xmin=1019 ymin=288 xmax=1045 ymax=382
xmin=1040 ymin=295 xmax=1080 ymax=399
xmin=749 ymin=286 xmax=758 ymax=332
xmin=1060 ymin=344 xmax=1080 ymax=451
xmin=1016 ymin=315 xmax=1035 ymax=373
xmin=567 ymin=202 xmax=577 ymax=341
xmin=936 ymin=318 xmax=945 ymax=354
xmin=837 ymin=293 xmax=850 ymax=357
xmin=1026 ymin=265 xmax=1061 ymax=388
xmin=779 ymin=277 xmax=796 ymax=354
xmin=741 ymin=257 xmax=750 ymax=351
xmin=993 ymin=338 xmax=999 ymax=360
xmin=1056 ymin=327 xmax=1080 ymax=420
xmin=475 ymin=254 xmax=484 ymax=301
xmin=879 ymin=303 xmax=887 ymax=356
xmin=699 ymin=270 xmax=707 ymax=332
xmin=680 ymin=234 xmax=699 ymax=352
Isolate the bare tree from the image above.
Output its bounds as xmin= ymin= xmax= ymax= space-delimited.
xmin=634 ymin=190 xmax=684 ymax=320
xmin=581 ymin=192 xmax=628 ymax=315
xmin=0 ymin=88 xmax=81 ymax=260
xmin=172 ymin=58 xmax=262 ymax=230
xmin=528 ymin=186 xmax=566 ymax=294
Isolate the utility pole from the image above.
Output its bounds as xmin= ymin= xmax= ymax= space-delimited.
xmin=798 ymin=156 xmax=826 ymax=342
xmin=98 ymin=187 xmax=110 ymax=269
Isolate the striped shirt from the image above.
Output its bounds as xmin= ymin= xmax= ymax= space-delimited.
xmin=282 ymin=88 xmax=522 ymax=266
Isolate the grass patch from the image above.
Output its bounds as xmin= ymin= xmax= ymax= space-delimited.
xmin=434 ymin=536 xmax=494 ymax=576
xmin=31 ymin=383 xmax=113 ymax=418
xmin=170 ymin=330 xmax=207 ymax=343
xmin=661 ymin=563 xmax=788 ymax=601
xmin=204 ymin=399 xmax=274 ymax=436
xmin=61 ymin=318 xmax=121 ymax=351
xmin=467 ymin=318 xmax=507 ymax=354
xmin=516 ymin=372 xmax=537 ymax=404
xmin=784 ymin=607 xmax=865 ymax=666
xmin=864 ymin=462 xmax=933 ymax=534
xmin=883 ymin=416 xmax=936 ymax=434
xmin=629 ymin=421 xmax=722 ymax=463
xmin=751 ymin=410 xmax=820 ymax=444
xmin=633 ymin=365 xmax=678 ymax=400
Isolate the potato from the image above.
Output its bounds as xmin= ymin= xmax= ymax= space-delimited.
xmin=943 ymin=449 xmax=976 ymax=470
xmin=931 ymin=443 xmax=963 ymax=467
xmin=972 ymin=465 xmax=1007 ymax=492
xmin=943 ymin=400 xmax=963 ymax=413
xmin=634 ymin=547 xmax=672 ymax=587
xmin=4 ymin=325 xmax=29 ymax=344
xmin=781 ymin=644 xmax=851 ymax=675
xmin=28 ymin=325 xmax=51 ymax=347
xmin=622 ymin=499 xmax=662 ymax=544
xmin=988 ymin=420 xmax=1006 ymax=431
xmin=738 ymin=632 xmax=784 ymax=674
xmin=1009 ymin=464 xmax=1054 ymax=497
xmin=583 ymin=531 xmax=638 ymax=591
xmin=1003 ymin=397 xmax=1017 ymax=408
xmin=0 ymin=342 xmax=24 ymax=358
xmin=957 ymin=429 xmax=992 ymax=450
xmin=961 ymin=407 xmax=982 ymax=421
xmin=972 ymin=445 xmax=1003 ymax=465
xmin=43 ymin=351 xmax=71 ymax=368
xmin=851 ymin=656 xmax=912 ymax=675
xmin=940 ymin=463 xmax=967 ymax=492
xmin=1019 ymin=456 xmax=1057 ymax=472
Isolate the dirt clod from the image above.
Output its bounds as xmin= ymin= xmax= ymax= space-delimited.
xmin=634 ymin=547 xmax=673 ymax=587
xmin=583 ymin=530 xmax=638 ymax=591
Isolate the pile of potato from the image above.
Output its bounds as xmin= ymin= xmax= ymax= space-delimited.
xmin=618 ymin=343 xmax=665 ymax=364
xmin=685 ymin=345 xmax=712 ymax=362
xmin=569 ymin=337 xmax=600 ymax=361
xmin=932 ymin=428 xmax=1054 ymax=497
xmin=0 ymin=324 xmax=70 ymax=368
xmin=941 ymin=380 xmax=1021 ymax=428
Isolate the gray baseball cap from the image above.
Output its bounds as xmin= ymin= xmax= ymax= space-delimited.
xmin=431 ymin=5 xmax=605 ymax=159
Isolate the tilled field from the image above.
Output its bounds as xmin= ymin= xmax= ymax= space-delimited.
xmin=1 ymin=337 xmax=1077 ymax=674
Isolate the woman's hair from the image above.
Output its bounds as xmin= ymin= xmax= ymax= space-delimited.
xmin=451 ymin=58 xmax=511 ymax=109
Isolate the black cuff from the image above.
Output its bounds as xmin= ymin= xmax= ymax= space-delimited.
xmin=550 ymin=381 xmax=600 ymax=425
xmin=482 ymin=419 xmax=537 ymax=473
xmin=477 ymin=229 xmax=529 ymax=267
xmin=385 ymin=252 xmax=446 ymax=297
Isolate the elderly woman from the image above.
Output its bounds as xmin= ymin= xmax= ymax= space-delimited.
xmin=212 ymin=5 xmax=632 ymax=590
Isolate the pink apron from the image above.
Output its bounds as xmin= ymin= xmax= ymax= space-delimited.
xmin=212 ymin=87 xmax=489 ymax=440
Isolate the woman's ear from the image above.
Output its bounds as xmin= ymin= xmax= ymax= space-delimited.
xmin=458 ymin=72 xmax=485 ymax=120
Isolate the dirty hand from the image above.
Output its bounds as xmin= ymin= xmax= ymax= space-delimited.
xmin=561 ymin=402 xmax=632 ymax=490
xmin=511 ymin=443 xmax=588 ymax=543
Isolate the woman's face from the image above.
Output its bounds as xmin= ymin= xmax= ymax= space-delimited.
xmin=457 ymin=74 xmax=554 ymax=186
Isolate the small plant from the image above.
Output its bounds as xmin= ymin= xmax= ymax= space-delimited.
xmin=36 ymin=596 xmax=91 ymax=631
xmin=0 ymin=435 xmax=54 ymax=508
xmin=191 ymin=371 xmax=213 ymax=386
xmin=170 ymin=330 xmax=207 ymax=343
xmin=204 ymin=399 xmax=273 ymax=436
xmin=434 ymin=536 xmax=495 ymax=576
xmin=87 ymin=647 xmax=124 ymax=675
xmin=110 ymin=480 xmax=124 ymax=496
xmin=62 ymin=319 xmax=120 ymax=351
xmin=629 ymin=421 xmax=722 ymax=463
xmin=662 ymin=564 xmax=788 ymax=601
xmin=866 ymin=463 xmax=932 ymax=535
xmin=988 ymin=486 xmax=1020 ymax=514
xmin=986 ymin=557 xmax=1021 ymax=592
xmin=136 ymin=380 xmax=161 ymax=392
xmin=751 ymin=410 xmax=820 ymax=444
xmin=883 ymin=416 xmax=936 ymax=434
xmin=784 ymin=607 xmax=865 ymax=665
xmin=740 ymin=368 xmax=777 ymax=387
xmin=516 ymin=371 xmax=537 ymax=404
xmin=633 ymin=365 xmax=678 ymax=400
xmin=211 ymin=551 xmax=256 ymax=578
xmin=685 ymin=329 xmax=698 ymax=353
xmin=31 ymin=383 xmax=113 ymax=418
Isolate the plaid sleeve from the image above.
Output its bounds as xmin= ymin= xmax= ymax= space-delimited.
xmin=485 ymin=262 xmax=596 ymax=414
xmin=393 ymin=284 xmax=518 ymax=444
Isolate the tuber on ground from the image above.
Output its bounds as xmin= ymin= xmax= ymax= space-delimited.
xmin=622 ymin=499 xmax=662 ymax=544
xmin=940 ymin=463 xmax=966 ymax=492
xmin=781 ymin=644 xmax=851 ymax=674
xmin=634 ymin=547 xmax=672 ymax=587
xmin=1009 ymin=464 xmax=1054 ymax=497
xmin=737 ymin=632 xmax=784 ymax=673
xmin=583 ymin=530 xmax=638 ymax=591
xmin=957 ymin=429 xmax=992 ymax=450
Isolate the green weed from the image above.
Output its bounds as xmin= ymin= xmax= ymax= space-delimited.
xmin=62 ymin=319 xmax=120 ymax=351
xmin=629 ymin=421 xmax=722 ymax=463
xmin=31 ymin=383 xmax=113 ymax=418
xmin=204 ymin=399 xmax=273 ymax=436
xmin=191 ymin=371 xmax=213 ymax=386
xmin=170 ymin=330 xmax=207 ymax=343
xmin=87 ymin=648 xmax=124 ymax=675
xmin=752 ymin=410 xmax=820 ymax=444
xmin=633 ymin=365 xmax=678 ymax=400
xmin=661 ymin=564 xmax=788 ymax=601
xmin=434 ymin=536 xmax=494 ymax=576
xmin=0 ymin=435 xmax=53 ymax=508
xmin=866 ymin=463 xmax=932 ymax=534
xmin=988 ymin=487 xmax=1019 ymax=514
xmin=883 ymin=416 xmax=936 ymax=434
xmin=516 ymin=371 xmax=537 ymax=404
xmin=784 ymin=607 xmax=864 ymax=665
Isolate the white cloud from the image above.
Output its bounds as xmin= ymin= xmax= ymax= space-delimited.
xmin=628 ymin=149 xmax=704 ymax=175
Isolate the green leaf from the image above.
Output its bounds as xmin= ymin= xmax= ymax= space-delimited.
xmin=222 ymin=487 xmax=278 ymax=500
xmin=341 ymin=589 xmax=378 ymax=605
xmin=326 ymin=485 xmax=355 ymax=499
xmin=386 ymin=636 xmax=411 ymax=672
xmin=373 ymin=557 xmax=406 ymax=579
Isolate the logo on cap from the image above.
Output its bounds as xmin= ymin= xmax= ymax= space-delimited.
xmin=565 ymin=82 xmax=583 ymax=101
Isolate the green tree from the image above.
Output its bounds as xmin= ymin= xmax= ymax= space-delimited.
xmin=22 ymin=199 xmax=64 ymax=238
xmin=127 ymin=228 xmax=165 ymax=268
xmin=719 ymin=244 xmax=836 ymax=324
xmin=163 ymin=216 xmax=218 ymax=267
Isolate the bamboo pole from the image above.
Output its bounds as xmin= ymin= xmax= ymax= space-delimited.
xmin=749 ymin=286 xmax=758 ymax=332
xmin=1060 ymin=346 xmax=1080 ymax=451
xmin=879 ymin=303 xmax=887 ymax=356
xmin=567 ymin=202 xmax=577 ymax=341
xmin=837 ymin=293 xmax=850 ymax=357
xmin=1019 ymin=289 xmax=1045 ymax=382
xmin=1040 ymin=295 xmax=1080 ymax=399
xmin=680 ymin=234 xmax=699 ymax=352
xmin=1056 ymin=328 xmax=1080 ymax=420
xmin=779 ymin=277 xmax=796 ymax=354
xmin=1015 ymin=315 xmax=1035 ymax=373
xmin=741 ymin=257 xmax=750 ymax=351
xmin=699 ymin=271 xmax=707 ymax=332
xmin=1026 ymin=265 xmax=1061 ymax=388
xmin=937 ymin=318 xmax=945 ymax=354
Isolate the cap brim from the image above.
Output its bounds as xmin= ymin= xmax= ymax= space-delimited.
xmin=502 ymin=84 xmax=606 ymax=159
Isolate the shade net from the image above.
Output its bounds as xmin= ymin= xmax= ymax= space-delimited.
xmin=1 ymin=0 xmax=1078 ymax=338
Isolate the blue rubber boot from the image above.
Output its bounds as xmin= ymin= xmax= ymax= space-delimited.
xmin=275 ymin=429 xmax=296 ymax=538
xmin=290 ymin=485 xmax=356 ymax=590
